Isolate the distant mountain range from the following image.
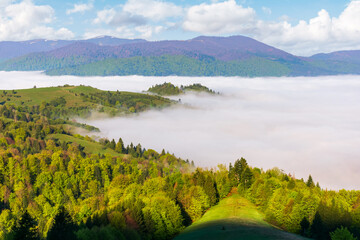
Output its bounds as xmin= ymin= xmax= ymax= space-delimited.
xmin=0 ymin=36 xmax=146 ymax=61
xmin=1 ymin=35 xmax=360 ymax=77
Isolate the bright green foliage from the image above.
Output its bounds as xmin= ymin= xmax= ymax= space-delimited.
xmin=330 ymin=226 xmax=357 ymax=240
xmin=142 ymin=196 xmax=184 ymax=240
xmin=1 ymin=87 xmax=360 ymax=240
xmin=178 ymin=186 xmax=210 ymax=222
xmin=0 ymin=85 xmax=173 ymax=121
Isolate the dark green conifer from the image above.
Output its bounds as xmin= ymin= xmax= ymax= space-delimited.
xmin=47 ymin=207 xmax=77 ymax=240
xmin=13 ymin=211 xmax=39 ymax=240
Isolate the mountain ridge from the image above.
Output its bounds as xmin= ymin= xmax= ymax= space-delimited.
xmin=1 ymin=35 xmax=360 ymax=76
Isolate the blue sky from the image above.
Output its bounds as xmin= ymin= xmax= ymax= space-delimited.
xmin=0 ymin=0 xmax=359 ymax=55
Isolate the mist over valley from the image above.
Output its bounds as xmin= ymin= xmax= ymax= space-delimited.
xmin=1 ymin=71 xmax=359 ymax=190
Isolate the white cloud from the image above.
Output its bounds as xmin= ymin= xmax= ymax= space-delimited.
xmin=262 ymin=6 xmax=271 ymax=15
xmin=91 ymin=0 xmax=179 ymax=39
xmin=261 ymin=1 xmax=360 ymax=55
xmin=0 ymin=0 xmax=13 ymax=8
xmin=93 ymin=8 xmax=116 ymax=24
xmin=135 ymin=25 xmax=164 ymax=38
xmin=182 ymin=0 xmax=360 ymax=55
xmin=183 ymin=0 xmax=256 ymax=34
xmin=66 ymin=2 xmax=93 ymax=15
xmin=123 ymin=0 xmax=183 ymax=21
xmin=84 ymin=24 xmax=164 ymax=40
xmin=0 ymin=0 xmax=74 ymax=40
xmin=93 ymin=8 xmax=146 ymax=27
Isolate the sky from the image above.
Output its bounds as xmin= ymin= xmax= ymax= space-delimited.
xmin=0 ymin=0 xmax=360 ymax=55
xmin=0 ymin=71 xmax=360 ymax=190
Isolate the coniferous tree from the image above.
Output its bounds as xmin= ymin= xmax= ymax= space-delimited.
xmin=234 ymin=158 xmax=248 ymax=183
xmin=13 ymin=211 xmax=39 ymax=240
xmin=330 ymin=226 xmax=356 ymax=240
xmin=306 ymin=175 xmax=315 ymax=187
xmin=47 ymin=208 xmax=77 ymax=240
xmin=311 ymin=211 xmax=327 ymax=240
xmin=115 ymin=138 xmax=124 ymax=153
xmin=109 ymin=139 xmax=116 ymax=150
xmin=161 ymin=149 xmax=166 ymax=155
xmin=241 ymin=167 xmax=254 ymax=189
xmin=300 ymin=217 xmax=310 ymax=236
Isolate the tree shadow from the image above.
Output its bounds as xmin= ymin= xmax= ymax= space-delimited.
xmin=173 ymin=219 xmax=309 ymax=240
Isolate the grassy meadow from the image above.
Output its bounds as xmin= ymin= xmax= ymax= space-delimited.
xmin=174 ymin=194 xmax=310 ymax=240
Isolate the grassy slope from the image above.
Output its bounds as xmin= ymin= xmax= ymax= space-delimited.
xmin=0 ymin=85 xmax=99 ymax=107
xmin=0 ymin=85 xmax=172 ymax=111
xmin=174 ymin=194 xmax=310 ymax=240
xmin=46 ymin=134 xmax=121 ymax=156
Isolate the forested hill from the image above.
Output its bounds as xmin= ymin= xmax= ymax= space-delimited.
xmin=147 ymin=82 xmax=216 ymax=96
xmin=0 ymin=85 xmax=173 ymax=119
xmin=0 ymin=85 xmax=359 ymax=240
xmin=2 ymin=35 xmax=360 ymax=76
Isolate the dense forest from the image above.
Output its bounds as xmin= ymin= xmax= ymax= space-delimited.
xmin=0 ymin=86 xmax=359 ymax=240
xmin=147 ymin=83 xmax=216 ymax=96
xmin=44 ymin=55 xmax=291 ymax=77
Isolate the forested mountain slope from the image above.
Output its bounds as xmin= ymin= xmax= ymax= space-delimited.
xmin=0 ymin=86 xmax=359 ymax=240
xmin=2 ymin=35 xmax=360 ymax=76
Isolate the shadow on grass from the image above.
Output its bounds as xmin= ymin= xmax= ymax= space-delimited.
xmin=174 ymin=219 xmax=309 ymax=240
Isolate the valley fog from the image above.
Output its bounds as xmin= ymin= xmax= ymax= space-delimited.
xmin=1 ymin=71 xmax=360 ymax=190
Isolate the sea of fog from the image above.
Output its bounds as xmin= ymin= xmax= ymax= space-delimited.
xmin=1 ymin=71 xmax=360 ymax=190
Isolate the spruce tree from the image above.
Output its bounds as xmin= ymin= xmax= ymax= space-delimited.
xmin=300 ymin=217 xmax=310 ymax=236
xmin=115 ymin=138 xmax=124 ymax=153
xmin=13 ymin=211 xmax=39 ymax=240
xmin=47 ymin=207 xmax=77 ymax=240
xmin=311 ymin=211 xmax=326 ymax=240
xmin=306 ymin=175 xmax=315 ymax=187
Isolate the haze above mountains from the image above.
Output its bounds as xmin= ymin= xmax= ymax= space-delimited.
xmin=1 ymin=35 xmax=360 ymax=77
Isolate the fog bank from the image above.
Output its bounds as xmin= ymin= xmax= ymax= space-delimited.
xmin=1 ymin=71 xmax=360 ymax=190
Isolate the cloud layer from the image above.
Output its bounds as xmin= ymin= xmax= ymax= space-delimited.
xmin=1 ymin=71 xmax=360 ymax=190
xmin=182 ymin=0 xmax=360 ymax=55
xmin=87 ymin=0 xmax=360 ymax=55
xmin=2 ymin=0 xmax=360 ymax=55
xmin=0 ymin=0 xmax=74 ymax=41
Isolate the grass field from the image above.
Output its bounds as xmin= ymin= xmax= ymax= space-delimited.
xmin=0 ymin=85 xmax=172 ymax=107
xmin=46 ymin=134 xmax=121 ymax=156
xmin=0 ymin=86 xmax=99 ymax=107
xmin=174 ymin=194 xmax=310 ymax=240
xmin=0 ymin=85 xmax=173 ymax=120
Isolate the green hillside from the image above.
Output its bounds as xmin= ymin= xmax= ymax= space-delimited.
xmin=45 ymin=134 xmax=122 ymax=156
xmin=174 ymin=194 xmax=309 ymax=240
xmin=147 ymin=82 xmax=216 ymax=96
xmin=0 ymin=85 xmax=359 ymax=240
xmin=0 ymin=85 xmax=173 ymax=119
xmin=44 ymin=55 xmax=291 ymax=77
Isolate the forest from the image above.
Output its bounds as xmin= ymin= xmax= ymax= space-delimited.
xmin=44 ymin=55 xmax=291 ymax=77
xmin=0 ymin=86 xmax=359 ymax=240
xmin=147 ymin=83 xmax=216 ymax=96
